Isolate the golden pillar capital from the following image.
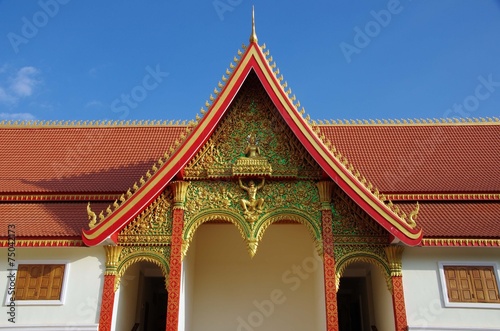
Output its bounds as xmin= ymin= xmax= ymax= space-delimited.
xmin=385 ymin=245 xmax=405 ymax=277
xmin=170 ymin=180 xmax=190 ymax=209
xmin=104 ymin=245 xmax=123 ymax=275
xmin=316 ymin=181 xmax=334 ymax=210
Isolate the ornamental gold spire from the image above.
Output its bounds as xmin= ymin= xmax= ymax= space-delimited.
xmin=249 ymin=6 xmax=258 ymax=43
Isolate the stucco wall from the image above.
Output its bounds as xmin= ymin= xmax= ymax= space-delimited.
xmin=114 ymin=262 xmax=141 ymax=331
xmin=403 ymin=247 xmax=500 ymax=330
xmin=370 ymin=263 xmax=395 ymax=331
xmin=186 ymin=223 xmax=326 ymax=331
xmin=0 ymin=246 xmax=104 ymax=329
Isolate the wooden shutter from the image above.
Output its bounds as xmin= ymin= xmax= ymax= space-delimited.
xmin=444 ymin=265 xmax=500 ymax=304
xmin=482 ymin=267 xmax=500 ymax=303
xmin=14 ymin=264 xmax=65 ymax=300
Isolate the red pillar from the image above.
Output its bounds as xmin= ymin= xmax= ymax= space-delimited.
xmin=98 ymin=274 xmax=116 ymax=331
xmin=99 ymin=245 xmax=122 ymax=331
xmin=322 ymin=210 xmax=339 ymax=331
xmin=166 ymin=181 xmax=189 ymax=331
xmin=391 ymin=276 xmax=408 ymax=331
xmin=385 ymin=245 xmax=408 ymax=331
xmin=317 ymin=181 xmax=339 ymax=331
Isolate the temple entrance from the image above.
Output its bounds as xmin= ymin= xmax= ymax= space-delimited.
xmin=337 ymin=262 xmax=394 ymax=331
xmin=114 ymin=261 xmax=167 ymax=331
xmin=183 ymin=222 xmax=326 ymax=331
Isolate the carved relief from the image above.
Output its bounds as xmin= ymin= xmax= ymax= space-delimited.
xmin=183 ymin=72 xmax=322 ymax=180
xmin=118 ymin=189 xmax=173 ymax=245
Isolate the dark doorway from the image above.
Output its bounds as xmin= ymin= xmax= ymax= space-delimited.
xmin=337 ymin=277 xmax=370 ymax=331
xmin=138 ymin=277 xmax=167 ymax=331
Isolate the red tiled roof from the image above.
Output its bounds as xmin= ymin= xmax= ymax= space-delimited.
xmin=0 ymin=202 xmax=109 ymax=237
xmin=0 ymin=126 xmax=186 ymax=193
xmin=1 ymin=123 xmax=499 ymax=240
xmin=319 ymin=125 xmax=500 ymax=193
xmin=397 ymin=201 xmax=500 ymax=238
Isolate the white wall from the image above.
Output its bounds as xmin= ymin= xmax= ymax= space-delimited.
xmin=186 ymin=223 xmax=326 ymax=331
xmin=0 ymin=247 xmax=104 ymax=329
xmin=114 ymin=262 xmax=141 ymax=331
xmin=403 ymin=247 xmax=500 ymax=330
xmin=370 ymin=263 xmax=395 ymax=331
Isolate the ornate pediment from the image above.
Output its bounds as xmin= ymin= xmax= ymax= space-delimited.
xmin=117 ymin=189 xmax=173 ymax=245
xmin=183 ymin=72 xmax=322 ymax=180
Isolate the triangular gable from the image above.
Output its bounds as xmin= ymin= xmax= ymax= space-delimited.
xmin=83 ymin=34 xmax=422 ymax=246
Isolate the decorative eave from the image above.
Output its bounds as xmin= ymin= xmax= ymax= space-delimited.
xmin=82 ymin=33 xmax=422 ymax=246
xmin=0 ymin=193 xmax=120 ymax=202
xmin=422 ymin=238 xmax=500 ymax=247
xmin=0 ymin=238 xmax=84 ymax=247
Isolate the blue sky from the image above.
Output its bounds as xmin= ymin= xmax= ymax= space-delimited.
xmin=0 ymin=0 xmax=499 ymax=122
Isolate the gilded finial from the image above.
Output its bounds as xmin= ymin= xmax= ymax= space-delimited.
xmin=249 ymin=6 xmax=258 ymax=43
xmin=87 ymin=202 xmax=97 ymax=228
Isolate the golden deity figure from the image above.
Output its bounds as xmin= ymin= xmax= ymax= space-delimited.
xmin=239 ymin=177 xmax=265 ymax=217
xmin=244 ymin=133 xmax=263 ymax=158
xmin=232 ymin=133 xmax=272 ymax=177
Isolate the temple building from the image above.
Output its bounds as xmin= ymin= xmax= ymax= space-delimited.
xmin=1 ymin=14 xmax=500 ymax=331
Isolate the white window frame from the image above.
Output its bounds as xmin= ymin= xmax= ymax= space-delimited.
xmin=4 ymin=260 xmax=70 ymax=306
xmin=438 ymin=261 xmax=500 ymax=309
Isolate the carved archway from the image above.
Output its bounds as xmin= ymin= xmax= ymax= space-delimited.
xmin=255 ymin=209 xmax=323 ymax=256
xmin=181 ymin=209 xmax=249 ymax=258
xmin=335 ymin=251 xmax=392 ymax=292
xmin=115 ymin=249 xmax=170 ymax=291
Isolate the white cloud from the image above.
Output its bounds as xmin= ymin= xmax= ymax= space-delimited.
xmin=10 ymin=66 xmax=40 ymax=97
xmin=0 ymin=66 xmax=41 ymax=105
xmin=0 ymin=112 xmax=36 ymax=120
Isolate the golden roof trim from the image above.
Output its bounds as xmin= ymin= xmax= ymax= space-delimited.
xmin=0 ymin=193 xmax=120 ymax=202
xmin=313 ymin=117 xmax=500 ymax=126
xmin=0 ymin=119 xmax=190 ymax=128
xmin=387 ymin=193 xmax=500 ymax=201
xmin=0 ymin=239 xmax=84 ymax=247
xmin=422 ymin=238 xmax=500 ymax=247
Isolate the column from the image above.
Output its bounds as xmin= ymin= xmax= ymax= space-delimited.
xmin=316 ymin=181 xmax=339 ymax=331
xmin=166 ymin=181 xmax=189 ymax=331
xmin=385 ymin=245 xmax=408 ymax=331
xmin=99 ymin=245 xmax=123 ymax=331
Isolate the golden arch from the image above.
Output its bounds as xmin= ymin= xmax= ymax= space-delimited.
xmin=335 ymin=251 xmax=392 ymax=292
xmin=181 ymin=209 xmax=249 ymax=259
xmin=115 ymin=251 xmax=170 ymax=291
xmin=254 ymin=209 xmax=323 ymax=256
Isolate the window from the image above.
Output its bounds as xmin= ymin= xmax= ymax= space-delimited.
xmin=5 ymin=261 xmax=70 ymax=306
xmin=439 ymin=262 xmax=500 ymax=308
xmin=15 ymin=264 xmax=65 ymax=300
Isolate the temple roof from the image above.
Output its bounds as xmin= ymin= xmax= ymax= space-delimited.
xmin=1 ymin=121 xmax=499 ymax=244
xmin=1 ymin=23 xmax=499 ymax=246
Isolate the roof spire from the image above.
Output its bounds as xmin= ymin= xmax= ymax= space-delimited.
xmin=250 ymin=6 xmax=258 ymax=43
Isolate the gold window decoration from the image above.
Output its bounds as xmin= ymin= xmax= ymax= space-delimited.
xmin=444 ymin=266 xmax=500 ymax=304
xmin=15 ymin=264 xmax=65 ymax=301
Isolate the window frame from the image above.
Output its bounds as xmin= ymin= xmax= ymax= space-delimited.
xmin=438 ymin=261 xmax=500 ymax=309
xmin=4 ymin=260 xmax=70 ymax=306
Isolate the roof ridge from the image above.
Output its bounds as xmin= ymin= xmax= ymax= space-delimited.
xmin=0 ymin=119 xmax=191 ymax=128
xmin=313 ymin=116 xmax=500 ymax=126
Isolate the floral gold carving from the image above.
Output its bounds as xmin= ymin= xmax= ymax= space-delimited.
xmin=118 ymin=190 xmax=173 ymax=245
